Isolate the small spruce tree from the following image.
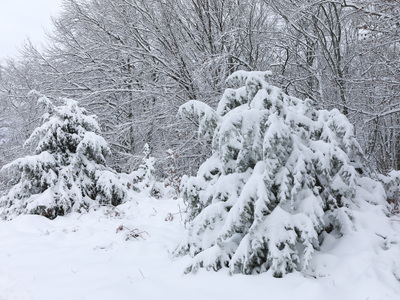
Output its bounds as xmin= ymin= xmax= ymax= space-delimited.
xmin=0 ymin=93 xmax=129 ymax=219
xmin=176 ymin=71 xmax=387 ymax=277
xmin=131 ymin=143 xmax=156 ymax=192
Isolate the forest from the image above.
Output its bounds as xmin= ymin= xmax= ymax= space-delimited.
xmin=0 ymin=0 xmax=399 ymax=179
xmin=0 ymin=1 xmax=399 ymax=299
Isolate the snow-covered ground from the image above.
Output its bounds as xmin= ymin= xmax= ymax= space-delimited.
xmin=0 ymin=194 xmax=399 ymax=300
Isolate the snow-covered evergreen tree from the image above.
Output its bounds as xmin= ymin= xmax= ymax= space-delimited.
xmin=0 ymin=93 xmax=131 ymax=220
xmin=176 ymin=71 xmax=388 ymax=277
xmin=129 ymin=143 xmax=156 ymax=192
xmin=379 ymin=171 xmax=400 ymax=214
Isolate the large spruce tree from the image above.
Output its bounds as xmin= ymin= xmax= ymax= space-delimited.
xmin=176 ymin=71 xmax=387 ymax=277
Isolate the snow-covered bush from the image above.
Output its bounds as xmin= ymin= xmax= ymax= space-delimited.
xmin=0 ymin=93 xmax=131 ymax=220
xmin=176 ymin=71 xmax=389 ymax=277
xmin=163 ymin=149 xmax=181 ymax=198
xmin=141 ymin=144 xmax=155 ymax=184
xmin=130 ymin=143 xmax=156 ymax=194
xmin=379 ymin=171 xmax=400 ymax=214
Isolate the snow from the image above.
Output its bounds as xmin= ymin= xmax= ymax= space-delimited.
xmin=179 ymin=70 xmax=384 ymax=276
xmin=0 ymin=193 xmax=399 ymax=300
xmin=179 ymin=100 xmax=221 ymax=143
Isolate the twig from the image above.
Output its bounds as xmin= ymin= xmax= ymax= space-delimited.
xmin=165 ymin=204 xmax=188 ymax=222
xmin=139 ymin=269 xmax=145 ymax=279
xmin=116 ymin=225 xmax=150 ymax=240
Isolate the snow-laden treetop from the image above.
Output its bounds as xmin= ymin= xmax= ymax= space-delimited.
xmin=177 ymin=70 xmax=388 ymax=277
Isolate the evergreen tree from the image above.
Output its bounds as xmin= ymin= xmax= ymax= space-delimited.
xmin=131 ymin=143 xmax=156 ymax=192
xmin=0 ymin=93 xmax=130 ymax=219
xmin=176 ymin=71 xmax=387 ymax=277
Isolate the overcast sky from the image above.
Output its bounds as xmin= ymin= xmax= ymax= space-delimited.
xmin=0 ymin=0 xmax=62 ymax=59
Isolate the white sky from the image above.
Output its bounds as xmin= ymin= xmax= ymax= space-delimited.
xmin=0 ymin=0 xmax=62 ymax=59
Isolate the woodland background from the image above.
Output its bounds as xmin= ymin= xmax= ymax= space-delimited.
xmin=0 ymin=0 xmax=399 ymax=188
